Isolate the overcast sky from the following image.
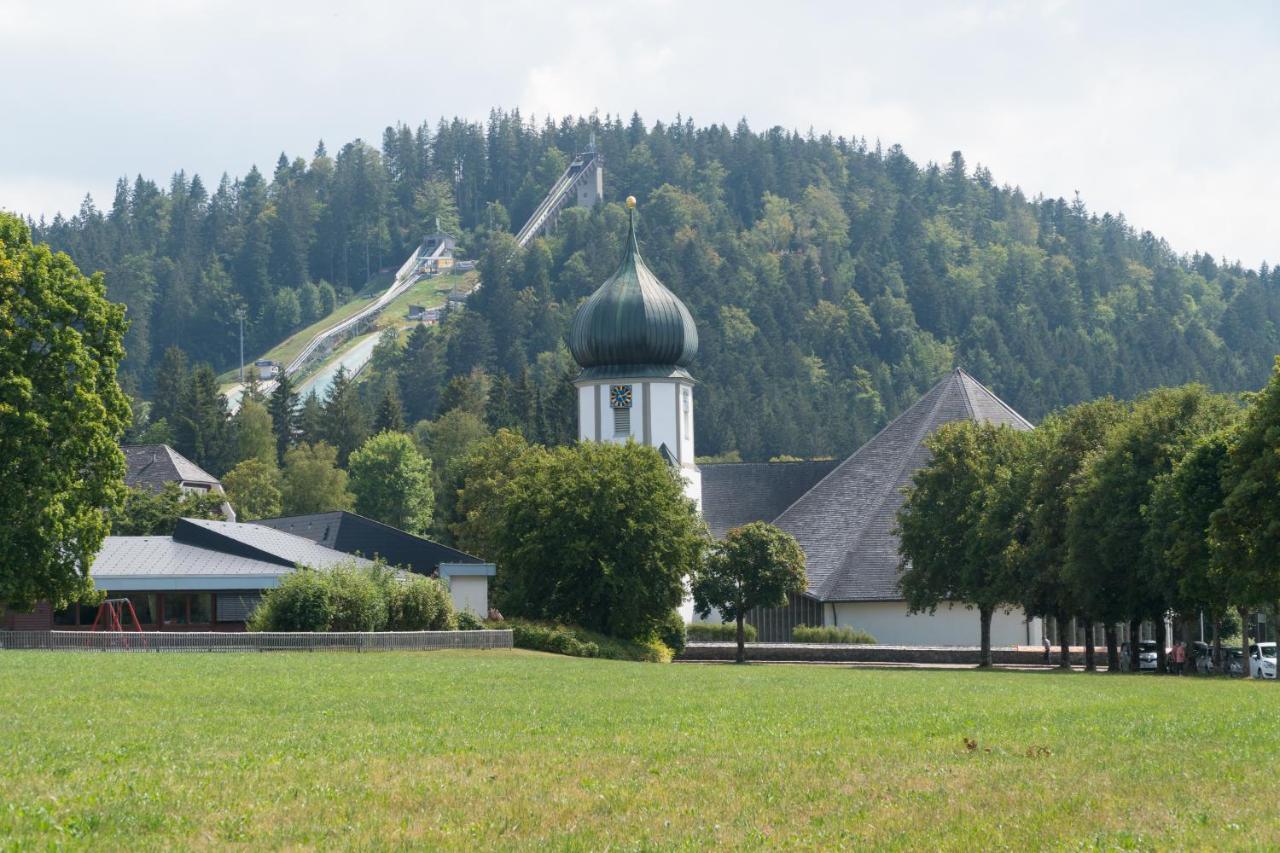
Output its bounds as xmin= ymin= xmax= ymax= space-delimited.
xmin=2 ymin=1 xmax=1276 ymax=267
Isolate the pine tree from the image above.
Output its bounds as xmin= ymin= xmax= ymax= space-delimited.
xmin=151 ymin=346 xmax=190 ymax=429
xmin=372 ymin=382 xmax=406 ymax=434
xmin=321 ymin=365 xmax=368 ymax=466
xmin=175 ymin=364 xmax=233 ymax=475
xmin=268 ymin=372 xmax=298 ymax=463
xmin=296 ymin=389 xmax=324 ymax=445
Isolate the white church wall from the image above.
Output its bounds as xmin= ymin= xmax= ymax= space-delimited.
xmin=647 ymin=381 xmax=679 ymax=457
xmin=577 ymin=386 xmax=595 ymax=442
xmin=829 ymin=600 xmax=1040 ymax=647
xmin=679 ymin=385 xmax=694 ymax=464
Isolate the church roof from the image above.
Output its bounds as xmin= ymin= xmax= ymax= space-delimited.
xmin=701 ymin=460 xmax=840 ymax=539
xmin=568 ymin=204 xmax=698 ymax=379
xmin=772 ymin=368 xmax=1032 ymax=602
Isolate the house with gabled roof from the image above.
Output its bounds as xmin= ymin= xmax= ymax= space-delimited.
xmin=123 ymin=444 xmax=236 ymax=521
xmin=701 ymin=368 xmax=1041 ymax=644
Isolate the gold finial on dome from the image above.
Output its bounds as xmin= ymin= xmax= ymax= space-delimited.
xmin=625 ymin=195 xmax=637 ymax=209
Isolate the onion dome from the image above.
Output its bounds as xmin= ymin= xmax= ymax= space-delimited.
xmin=568 ymin=196 xmax=699 ymax=379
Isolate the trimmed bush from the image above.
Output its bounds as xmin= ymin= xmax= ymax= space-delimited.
xmin=792 ymin=624 xmax=876 ymax=644
xmin=456 ymin=610 xmax=485 ymax=631
xmin=248 ymin=569 xmax=333 ymax=632
xmin=388 ymin=575 xmax=456 ymax=630
xmin=686 ymin=622 xmax=758 ymax=643
xmin=326 ymin=565 xmax=389 ymax=631
xmin=249 ymin=562 xmax=459 ymax=633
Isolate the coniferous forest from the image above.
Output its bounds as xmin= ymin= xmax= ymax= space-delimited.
xmin=31 ymin=110 xmax=1280 ymax=462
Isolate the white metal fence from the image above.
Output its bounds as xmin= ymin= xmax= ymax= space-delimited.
xmin=0 ymin=630 xmax=512 ymax=653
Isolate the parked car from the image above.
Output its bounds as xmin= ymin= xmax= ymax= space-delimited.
xmin=1137 ymin=640 xmax=1159 ymax=671
xmin=1117 ymin=641 xmax=1157 ymax=672
xmin=1225 ymin=648 xmax=1246 ymax=676
xmin=1192 ymin=641 xmax=1215 ymax=674
xmin=1250 ymin=642 xmax=1277 ymax=679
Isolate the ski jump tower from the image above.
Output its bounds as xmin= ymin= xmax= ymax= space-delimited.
xmin=513 ymin=140 xmax=604 ymax=247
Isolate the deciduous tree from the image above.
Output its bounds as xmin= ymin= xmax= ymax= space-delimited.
xmin=692 ymin=522 xmax=806 ymax=663
xmin=897 ymin=421 xmax=1029 ymax=667
xmin=348 ymin=431 xmax=433 ymax=533
xmin=222 ymin=458 xmax=284 ymax=521
xmin=0 ymin=214 xmax=132 ymax=611
xmin=108 ymin=483 xmax=227 ymax=535
xmin=495 ymin=442 xmax=705 ymax=640
xmin=282 ymin=442 xmax=353 ymax=515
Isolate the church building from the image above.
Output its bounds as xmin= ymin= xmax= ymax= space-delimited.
xmin=568 ymin=200 xmax=1043 ymax=647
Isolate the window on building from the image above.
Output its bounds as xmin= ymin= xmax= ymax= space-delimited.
xmin=53 ymin=607 xmax=77 ymax=626
xmin=125 ymin=594 xmax=156 ymax=626
xmin=189 ymin=594 xmax=212 ymax=625
xmin=682 ymin=388 xmax=691 ymax=435
xmin=164 ymin=594 xmax=189 ymax=625
xmin=613 ymin=407 xmax=631 ymax=437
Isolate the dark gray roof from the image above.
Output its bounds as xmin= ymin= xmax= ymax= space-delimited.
xmin=258 ymin=512 xmax=483 ymax=575
xmin=174 ymin=518 xmax=369 ymax=570
xmin=700 ymin=460 xmax=840 ymax=539
xmin=123 ymin=444 xmax=221 ymax=492
xmin=770 ymin=369 xmax=1033 ymax=602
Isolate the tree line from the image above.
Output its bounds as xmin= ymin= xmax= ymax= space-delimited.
xmin=28 ymin=110 xmax=1280 ymax=463
xmin=898 ymin=360 xmax=1280 ymax=671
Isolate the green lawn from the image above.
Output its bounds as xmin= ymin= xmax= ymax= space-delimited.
xmin=379 ymin=271 xmax=459 ymax=323
xmin=2 ymin=651 xmax=1277 ymax=848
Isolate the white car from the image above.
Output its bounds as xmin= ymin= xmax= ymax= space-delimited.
xmin=1137 ymin=640 xmax=1159 ymax=672
xmin=1250 ymin=643 xmax=1277 ymax=679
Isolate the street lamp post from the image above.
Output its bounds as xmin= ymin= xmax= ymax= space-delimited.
xmin=235 ymin=306 xmax=247 ymax=383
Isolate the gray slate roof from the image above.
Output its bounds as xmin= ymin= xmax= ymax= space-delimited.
xmin=258 ymin=511 xmax=482 ymax=575
xmin=91 ymin=518 xmax=372 ymax=587
xmin=769 ymin=369 xmax=1032 ymax=602
xmin=700 ymin=460 xmax=840 ymax=539
xmin=123 ymin=444 xmax=221 ymax=492
xmin=176 ymin=518 xmax=370 ymax=570
xmin=93 ymin=537 xmax=292 ymax=578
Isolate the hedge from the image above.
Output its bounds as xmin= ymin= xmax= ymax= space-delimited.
xmin=686 ymin=622 xmax=758 ymax=642
xmin=248 ymin=564 xmax=456 ymax=632
xmin=792 ymin=624 xmax=876 ymax=644
xmin=497 ymin=619 xmax=673 ymax=662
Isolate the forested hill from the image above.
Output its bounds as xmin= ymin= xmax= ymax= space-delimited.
xmin=31 ymin=110 xmax=1280 ymax=461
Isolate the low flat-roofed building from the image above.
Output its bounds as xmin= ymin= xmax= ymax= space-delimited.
xmin=259 ymin=511 xmax=496 ymax=616
xmin=39 ymin=517 xmax=372 ymax=631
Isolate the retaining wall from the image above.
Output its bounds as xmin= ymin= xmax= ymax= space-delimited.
xmin=0 ymin=629 xmax=512 ymax=653
xmin=679 ymin=642 xmax=1098 ymax=666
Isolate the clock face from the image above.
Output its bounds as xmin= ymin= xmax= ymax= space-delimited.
xmin=610 ymin=384 xmax=633 ymax=409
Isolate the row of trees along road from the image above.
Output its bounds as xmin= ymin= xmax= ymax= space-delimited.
xmin=898 ymin=363 xmax=1280 ymax=671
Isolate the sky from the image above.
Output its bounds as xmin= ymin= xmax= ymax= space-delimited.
xmin=2 ymin=0 xmax=1276 ymax=267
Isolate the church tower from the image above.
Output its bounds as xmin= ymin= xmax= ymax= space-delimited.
xmin=568 ymin=197 xmax=702 ymax=510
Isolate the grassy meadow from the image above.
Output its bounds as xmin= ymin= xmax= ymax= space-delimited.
xmin=2 ymin=650 xmax=1277 ymax=848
